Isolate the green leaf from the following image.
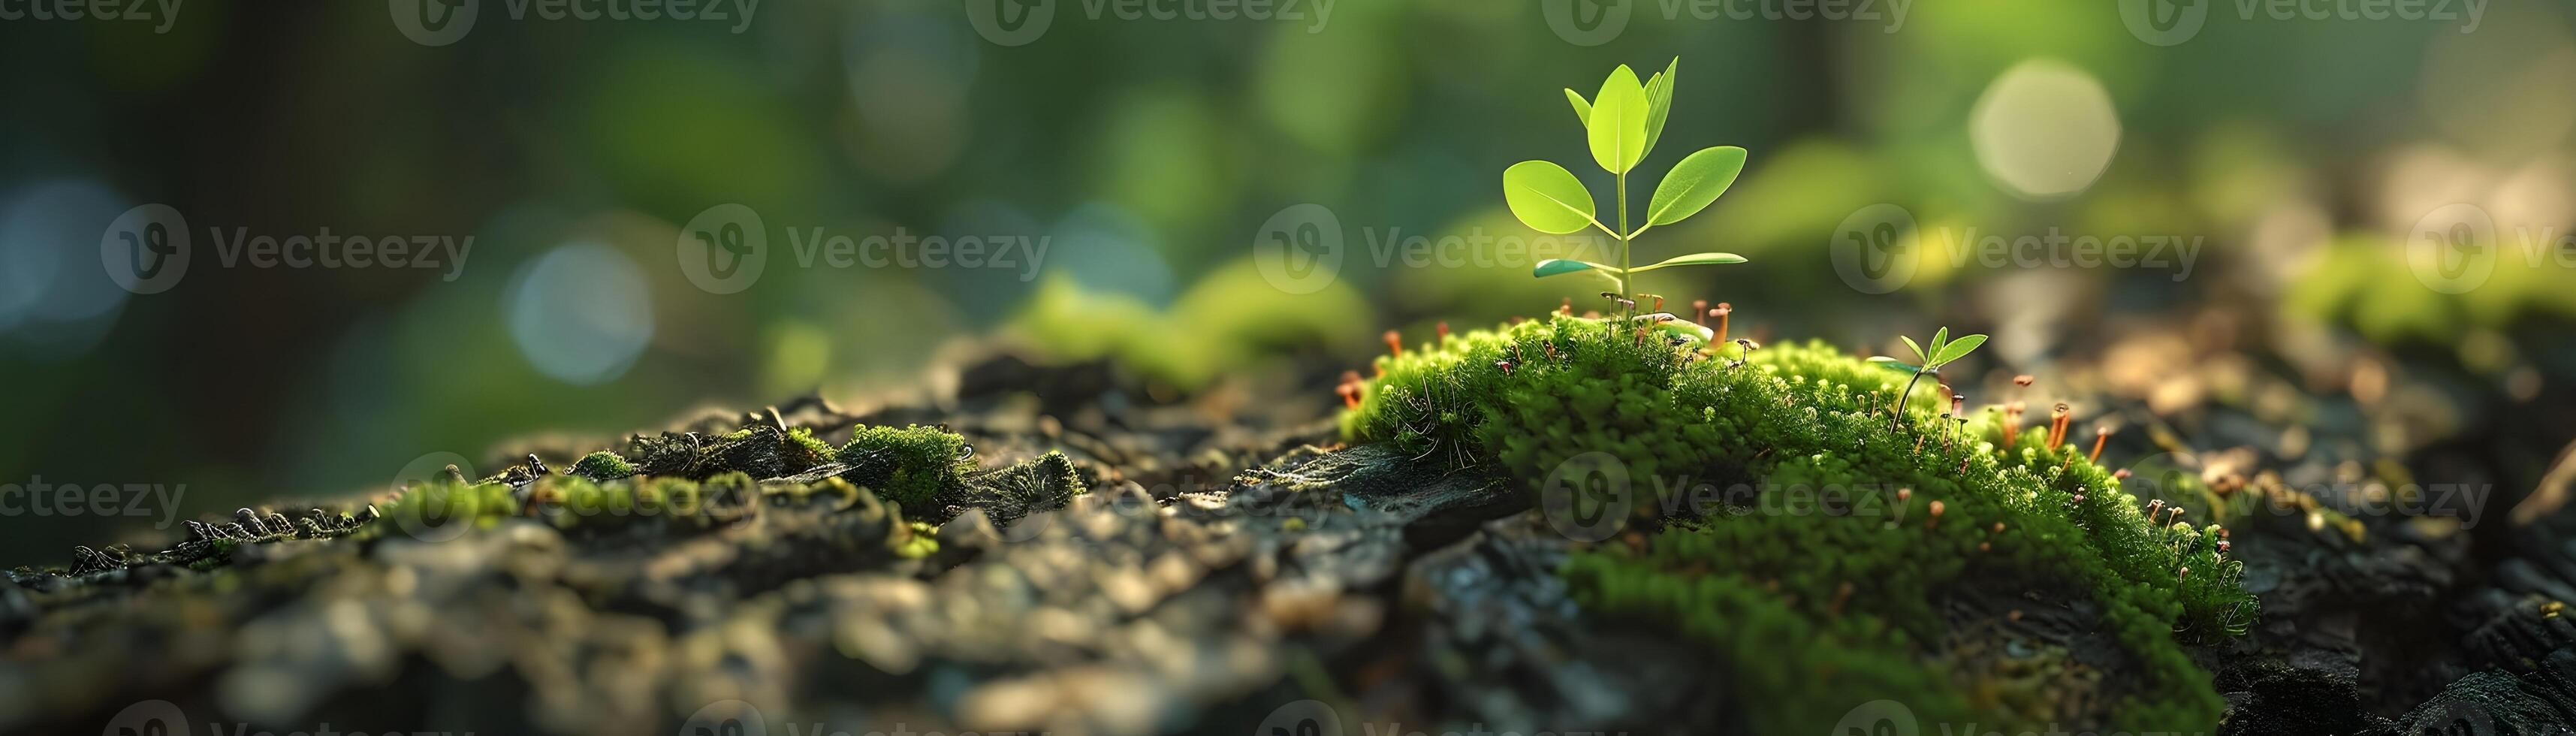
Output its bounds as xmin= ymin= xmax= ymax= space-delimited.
xmin=1867 ymin=356 xmax=1923 ymax=374
xmin=1644 ymin=146 xmax=1747 ymax=226
xmin=1930 ymin=327 xmax=1950 ymax=358
xmin=1533 ymin=258 xmax=1612 ymax=278
xmin=1564 ymin=89 xmax=1591 ymax=129
xmin=1931 ymin=333 xmax=1989 ymax=366
xmin=1899 ymin=336 xmax=1926 ymax=364
xmin=1501 ymin=161 xmax=1597 ymax=234
xmin=1642 ymin=58 xmax=1677 ymax=158
xmin=1627 ymin=252 xmax=1747 ymax=273
xmin=1586 ymin=65 xmax=1649 ymax=174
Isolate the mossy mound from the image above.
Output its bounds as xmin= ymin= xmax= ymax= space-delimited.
xmin=835 ymin=424 xmax=979 ymax=511
xmin=1341 ymin=313 xmax=2255 ymax=732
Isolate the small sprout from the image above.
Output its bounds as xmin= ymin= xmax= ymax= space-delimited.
xmin=1437 ymin=321 xmax=1450 ymax=342
xmin=2113 ymin=468 xmax=2133 ymax=481
xmin=1868 ymin=327 xmax=1989 ymax=430
xmin=2089 ymin=425 xmax=2112 ymax=463
xmin=1511 ymin=59 xmax=1748 ymax=310
xmin=1691 ymin=300 xmax=1708 ymax=326
xmin=1712 ymin=303 xmax=1733 ymax=346
xmin=1495 ymin=360 xmax=1516 ymax=376
xmin=1383 ymin=330 xmax=1404 ymax=356
xmin=1926 ymin=499 xmax=1946 ymax=529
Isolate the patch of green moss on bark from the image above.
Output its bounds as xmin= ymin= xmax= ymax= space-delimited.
xmin=1341 ymin=313 xmax=2252 ymax=733
xmin=836 ymin=424 xmax=977 ymax=511
xmin=566 ymin=451 xmax=640 ymax=481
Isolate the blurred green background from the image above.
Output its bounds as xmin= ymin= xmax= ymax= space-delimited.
xmin=3 ymin=0 xmax=2573 ymax=563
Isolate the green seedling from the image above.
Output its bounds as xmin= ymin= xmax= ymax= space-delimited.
xmin=1505 ymin=58 xmax=1748 ymax=308
xmin=1869 ymin=327 xmax=1988 ymax=430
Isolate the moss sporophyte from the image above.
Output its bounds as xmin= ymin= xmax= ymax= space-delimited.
xmin=1341 ymin=59 xmax=2255 ymax=734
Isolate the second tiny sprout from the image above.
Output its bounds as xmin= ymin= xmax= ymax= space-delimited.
xmin=1868 ymin=327 xmax=1989 ymax=431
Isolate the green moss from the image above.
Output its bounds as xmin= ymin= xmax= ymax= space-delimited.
xmin=2285 ymin=233 xmax=2576 ymax=347
xmin=787 ymin=427 xmax=835 ymax=459
xmin=837 ymin=424 xmax=977 ymax=511
xmin=186 ymin=538 xmax=240 ymax=571
xmin=897 ymin=520 xmax=940 ymax=559
xmin=1007 ymin=258 xmax=1372 ymax=390
xmin=377 ymin=476 xmax=520 ymax=533
xmin=1342 ymin=313 xmax=2252 ymax=732
xmin=566 ymin=451 xmax=640 ymax=481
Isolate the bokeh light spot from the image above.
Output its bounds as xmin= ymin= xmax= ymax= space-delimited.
xmin=1970 ymin=59 xmax=2123 ymax=201
xmin=505 ymin=243 xmax=654 ymax=385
